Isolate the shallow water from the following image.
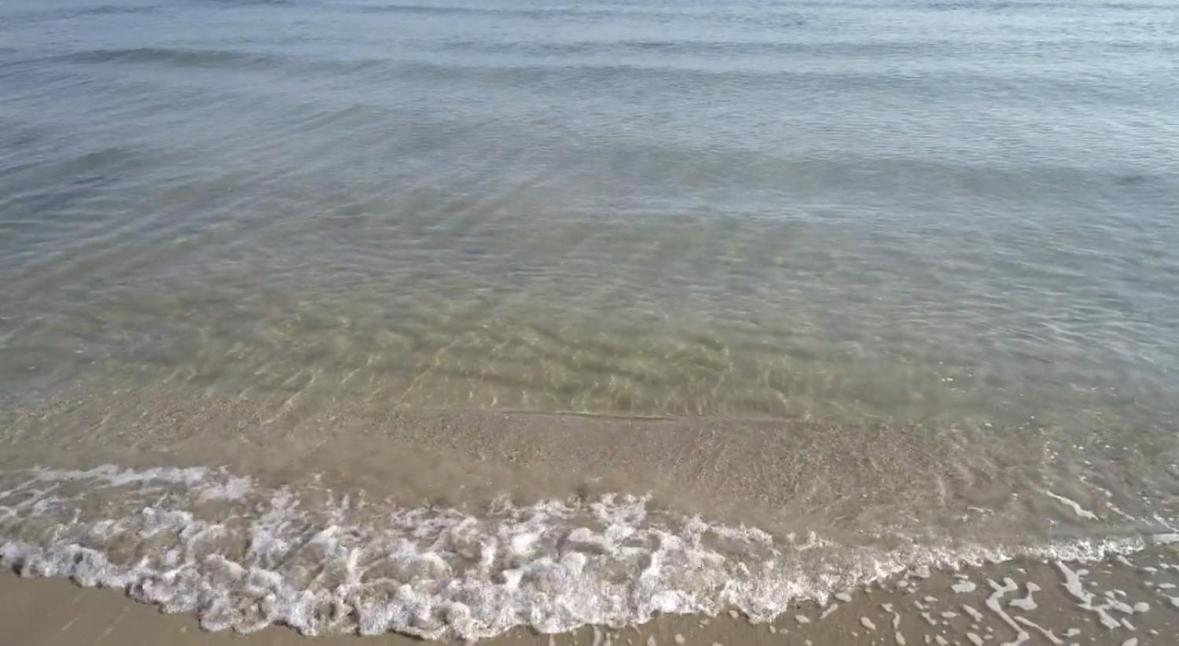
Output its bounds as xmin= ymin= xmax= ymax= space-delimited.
xmin=1 ymin=0 xmax=1179 ymax=640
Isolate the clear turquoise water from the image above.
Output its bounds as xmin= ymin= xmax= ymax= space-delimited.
xmin=3 ymin=0 xmax=1178 ymax=426
xmin=3 ymin=0 xmax=1178 ymax=427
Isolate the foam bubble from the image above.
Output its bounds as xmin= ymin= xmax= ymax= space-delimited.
xmin=0 ymin=465 xmax=1172 ymax=640
xmin=1045 ymin=491 xmax=1099 ymax=521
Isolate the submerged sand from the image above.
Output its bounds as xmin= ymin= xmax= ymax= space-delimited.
xmin=3 ymin=385 xmax=1178 ymax=642
xmin=3 ymin=382 xmax=1165 ymax=542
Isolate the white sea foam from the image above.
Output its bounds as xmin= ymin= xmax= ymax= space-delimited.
xmin=1045 ymin=491 xmax=1099 ymax=522
xmin=0 ymin=465 xmax=1171 ymax=640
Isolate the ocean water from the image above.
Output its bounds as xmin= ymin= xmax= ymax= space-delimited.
xmin=2 ymin=0 xmax=1179 ymax=640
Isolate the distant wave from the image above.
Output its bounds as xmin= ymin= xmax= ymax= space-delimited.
xmin=61 ymin=47 xmax=283 ymax=69
xmin=190 ymin=0 xmax=295 ymax=5
xmin=71 ymin=4 xmax=160 ymax=16
xmin=352 ymin=3 xmax=807 ymax=26
xmin=50 ymin=47 xmax=390 ymax=77
xmin=5 ymin=4 xmax=160 ymax=22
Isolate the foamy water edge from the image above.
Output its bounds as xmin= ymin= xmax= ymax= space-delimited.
xmin=1 ymin=465 xmax=1175 ymax=641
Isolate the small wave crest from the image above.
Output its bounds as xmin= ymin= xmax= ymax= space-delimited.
xmin=62 ymin=47 xmax=280 ymax=69
xmin=0 ymin=465 xmax=1165 ymax=640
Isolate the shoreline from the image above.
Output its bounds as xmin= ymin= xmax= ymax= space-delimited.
xmin=5 ymin=545 xmax=1179 ymax=645
xmin=3 ymin=387 xmax=1178 ymax=642
xmin=0 ymin=383 xmax=1124 ymax=542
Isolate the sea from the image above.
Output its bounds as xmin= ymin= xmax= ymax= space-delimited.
xmin=1 ymin=0 xmax=1178 ymax=641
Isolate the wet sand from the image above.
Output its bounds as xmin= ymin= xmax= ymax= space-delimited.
xmin=0 ymin=383 xmax=1125 ymax=543
xmin=6 ymin=545 xmax=1179 ymax=646
xmin=3 ymin=385 xmax=1179 ymax=642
